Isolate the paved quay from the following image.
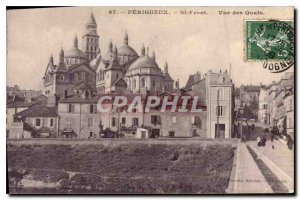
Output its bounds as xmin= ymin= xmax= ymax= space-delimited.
xmin=230 ymin=142 xmax=273 ymax=193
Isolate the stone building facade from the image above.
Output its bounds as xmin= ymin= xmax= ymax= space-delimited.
xmin=204 ymin=70 xmax=234 ymax=139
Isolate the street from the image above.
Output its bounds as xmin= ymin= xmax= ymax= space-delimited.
xmin=230 ymin=122 xmax=294 ymax=193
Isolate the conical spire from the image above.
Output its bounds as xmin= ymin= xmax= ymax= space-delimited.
xmin=59 ymin=48 xmax=64 ymax=64
xmin=73 ymin=34 xmax=78 ymax=48
xmin=164 ymin=61 xmax=168 ymax=73
xmin=146 ymin=47 xmax=149 ymax=56
xmin=109 ymin=39 xmax=113 ymax=52
xmin=141 ymin=44 xmax=145 ymax=56
xmin=112 ymin=45 xmax=118 ymax=59
xmin=87 ymin=9 xmax=97 ymax=25
xmin=124 ymin=30 xmax=128 ymax=45
xmin=151 ymin=50 xmax=156 ymax=60
xmin=49 ymin=53 xmax=54 ymax=64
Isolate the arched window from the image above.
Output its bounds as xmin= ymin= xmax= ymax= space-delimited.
xmin=152 ymin=80 xmax=155 ymax=88
xmin=141 ymin=78 xmax=146 ymax=88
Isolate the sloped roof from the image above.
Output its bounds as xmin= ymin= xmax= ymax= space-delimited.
xmin=7 ymin=101 xmax=37 ymax=109
xmin=55 ymin=63 xmax=67 ymax=72
xmin=164 ymin=72 xmax=173 ymax=81
xmin=121 ymin=56 xmax=138 ymax=72
xmin=15 ymin=104 xmax=57 ymax=118
xmin=107 ymin=58 xmax=121 ymax=70
xmin=73 ymin=82 xmax=95 ymax=91
xmin=112 ymin=77 xmax=127 ymax=87
xmin=58 ymin=95 xmax=100 ymax=103
xmin=241 ymin=85 xmax=261 ymax=92
xmin=68 ymin=62 xmax=95 ymax=73
xmin=185 ymin=74 xmax=197 ymax=89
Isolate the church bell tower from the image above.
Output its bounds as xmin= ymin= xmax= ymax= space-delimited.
xmin=82 ymin=11 xmax=99 ymax=61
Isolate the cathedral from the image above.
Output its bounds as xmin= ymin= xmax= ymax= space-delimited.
xmin=8 ymin=10 xmax=234 ymax=140
xmin=43 ymin=11 xmax=174 ymax=97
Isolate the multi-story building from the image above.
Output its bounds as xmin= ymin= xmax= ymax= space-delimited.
xmin=284 ymin=88 xmax=294 ymax=139
xmin=204 ymin=70 xmax=234 ymax=138
xmin=6 ymin=94 xmax=47 ymax=138
xmin=258 ymin=86 xmax=268 ymax=124
xmin=13 ymin=95 xmax=58 ymax=138
xmin=239 ymin=85 xmax=260 ymax=107
xmin=10 ymin=10 xmax=235 ymax=140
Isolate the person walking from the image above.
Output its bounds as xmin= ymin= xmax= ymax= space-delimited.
xmin=241 ymin=133 xmax=246 ymax=143
xmin=233 ymin=123 xmax=237 ymax=138
xmin=261 ymin=135 xmax=266 ymax=146
xmin=239 ymin=122 xmax=243 ymax=139
xmin=257 ymin=136 xmax=261 ymax=146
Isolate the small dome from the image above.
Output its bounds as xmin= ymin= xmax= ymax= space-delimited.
xmin=65 ymin=47 xmax=88 ymax=60
xmin=128 ymin=56 xmax=160 ymax=71
xmin=118 ymin=45 xmax=138 ymax=57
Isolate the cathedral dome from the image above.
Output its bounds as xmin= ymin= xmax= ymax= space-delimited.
xmin=128 ymin=55 xmax=160 ymax=71
xmin=118 ymin=45 xmax=138 ymax=57
xmin=65 ymin=47 xmax=88 ymax=60
xmin=65 ymin=35 xmax=88 ymax=60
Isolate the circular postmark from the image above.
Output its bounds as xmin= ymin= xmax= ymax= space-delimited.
xmin=247 ymin=20 xmax=294 ymax=73
xmin=262 ymin=20 xmax=294 ymax=73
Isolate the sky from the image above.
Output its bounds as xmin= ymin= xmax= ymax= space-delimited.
xmin=7 ymin=7 xmax=294 ymax=90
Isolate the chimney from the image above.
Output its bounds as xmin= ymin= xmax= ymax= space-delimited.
xmin=47 ymin=95 xmax=57 ymax=107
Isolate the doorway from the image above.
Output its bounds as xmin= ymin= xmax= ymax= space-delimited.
xmin=151 ymin=129 xmax=160 ymax=138
xmin=215 ymin=124 xmax=225 ymax=138
xmin=141 ymin=131 xmax=147 ymax=139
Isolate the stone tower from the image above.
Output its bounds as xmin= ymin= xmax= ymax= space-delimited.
xmin=82 ymin=11 xmax=99 ymax=61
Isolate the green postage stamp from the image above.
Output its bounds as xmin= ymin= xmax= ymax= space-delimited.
xmin=245 ymin=20 xmax=294 ymax=61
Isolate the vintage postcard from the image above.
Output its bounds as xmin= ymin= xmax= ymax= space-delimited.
xmin=6 ymin=6 xmax=294 ymax=194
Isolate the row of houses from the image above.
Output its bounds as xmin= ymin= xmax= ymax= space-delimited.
xmin=258 ymin=72 xmax=294 ymax=139
xmin=7 ymin=70 xmax=234 ymax=139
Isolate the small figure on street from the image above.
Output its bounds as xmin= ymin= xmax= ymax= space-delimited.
xmin=287 ymin=135 xmax=293 ymax=150
xmin=251 ymin=124 xmax=255 ymax=133
xmin=234 ymin=123 xmax=238 ymax=138
xmin=261 ymin=135 xmax=266 ymax=146
xmin=257 ymin=136 xmax=261 ymax=146
xmin=239 ymin=122 xmax=243 ymax=139
xmin=248 ymin=125 xmax=251 ymax=138
xmin=241 ymin=133 xmax=247 ymax=143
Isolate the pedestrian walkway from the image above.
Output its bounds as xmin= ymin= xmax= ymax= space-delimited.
xmin=231 ymin=142 xmax=273 ymax=193
xmin=248 ymin=137 xmax=294 ymax=178
xmin=248 ymin=140 xmax=294 ymax=192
